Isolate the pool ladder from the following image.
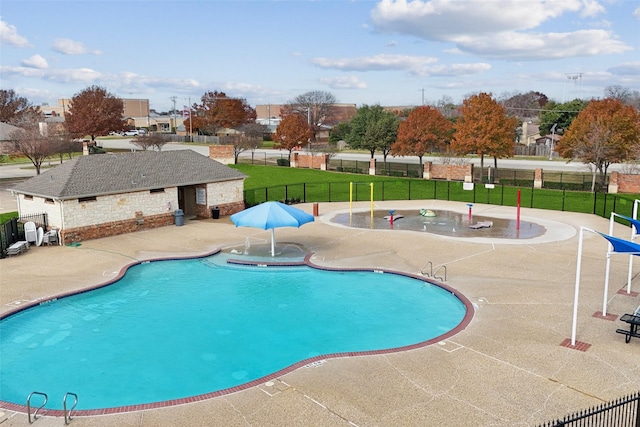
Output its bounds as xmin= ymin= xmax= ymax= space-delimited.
xmin=26 ymin=391 xmax=78 ymax=424
xmin=421 ymin=261 xmax=447 ymax=282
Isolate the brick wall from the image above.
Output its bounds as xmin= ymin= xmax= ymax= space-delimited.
xmin=424 ymin=162 xmax=473 ymax=182
xmin=609 ymin=172 xmax=640 ymax=194
xmin=209 ymin=145 xmax=235 ymax=164
xmin=292 ymin=152 xmax=328 ymax=169
xmin=61 ymin=213 xmax=174 ymax=243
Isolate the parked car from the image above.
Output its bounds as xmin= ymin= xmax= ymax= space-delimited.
xmin=124 ymin=130 xmax=139 ymax=136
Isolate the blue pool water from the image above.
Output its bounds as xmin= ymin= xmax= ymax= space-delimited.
xmin=0 ymin=254 xmax=468 ymax=411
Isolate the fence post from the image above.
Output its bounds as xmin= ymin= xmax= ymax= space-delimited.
xmin=303 ymin=183 xmax=306 ymax=203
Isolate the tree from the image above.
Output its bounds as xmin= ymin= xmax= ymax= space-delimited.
xmin=391 ymin=106 xmax=453 ymax=171
xmin=451 ymin=92 xmax=518 ymax=172
xmin=539 ymin=99 xmax=588 ymax=136
xmin=274 ymin=114 xmax=313 ymax=160
xmin=347 ymin=104 xmax=399 ymax=163
xmin=8 ymin=110 xmax=58 ymax=174
xmin=188 ymin=91 xmax=256 ymax=136
xmin=555 ymin=98 xmax=640 ymax=191
xmin=329 ymin=121 xmax=351 ymax=145
xmin=131 ymin=133 xmax=169 ymax=151
xmin=227 ymin=123 xmax=268 ymax=164
xmin=499 ymin=90 xmax=548 ymax=121
xmin=0 ymin=89 xmax=41 ymax=124
xmin=285 ymin=91 xmax=338 ymax=141
xmin=64 ymin=86 xmax=125 ymax=144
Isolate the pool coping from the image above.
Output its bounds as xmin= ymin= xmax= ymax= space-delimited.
xmin=0 ymin=249 xmax=475 ymax=418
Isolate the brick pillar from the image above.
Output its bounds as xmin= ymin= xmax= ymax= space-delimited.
xmin=423 ymin=162 xmax=432 ymax=179
xmin=82 ymin=141 xmax=89 ymax=156
xmin=608 ymin=171 xmax=619 ymax=194
xmin=320 ymin=154 xmax=328 ymax=171
xmin=291 ymin=152 xmax=298 ymax=168
xmin=369 ymin=158 xmax=376 ymax=175
xmin=534 ymin=168 xmax=543 ymax=189
xmin=464 ymin=164 xmax=473 ymax=183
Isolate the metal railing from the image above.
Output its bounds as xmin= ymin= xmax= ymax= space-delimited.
xmin=0 ymin=212 xmax=48 ymax=258
xmin=243 ymin=180 xmax=637 ymax=222
xmin=539 ymin=391 xmax=639 ymax=427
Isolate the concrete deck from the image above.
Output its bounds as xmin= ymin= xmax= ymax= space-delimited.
xmin=1 ymin=200 xmax=639 ymax=426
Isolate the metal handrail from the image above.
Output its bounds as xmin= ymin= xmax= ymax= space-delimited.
xmin=420 ymin=261 xmax=433 ymax=276
xmin=433 ymin=265 xmax=448 ymax=282
xmin=26 ymin=391 xmax=47 ymax=424
xmin=63 ymin=392 xmax=78 ymax=425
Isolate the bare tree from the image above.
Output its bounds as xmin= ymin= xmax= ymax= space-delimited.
xmin=131 ymin=133 xmax=168 ymax=151
xmin=285 ymin=91 xmax=337 ymax=141
xmin=499 ymin=91 xmax=548 ymax=121
xmin=8 ymin=110 xmax=59 ymax=174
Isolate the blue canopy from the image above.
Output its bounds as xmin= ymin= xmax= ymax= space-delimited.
xmin=230 ymin=201 xmax=314 ymax=256
xmin=596 ymin=231 xmax=640 ymax=255
xmin=616 ymin=214 xmax=640 ymax=234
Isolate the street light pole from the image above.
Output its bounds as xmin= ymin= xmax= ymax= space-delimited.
xmin=549 ymin=123 xmax=557 ymax=161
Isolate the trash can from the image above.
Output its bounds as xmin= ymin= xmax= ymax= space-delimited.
xmin=212 ymin=206 xmax=220 ymax=219
xmin=174 ymin=209 xmax=184 ymax=226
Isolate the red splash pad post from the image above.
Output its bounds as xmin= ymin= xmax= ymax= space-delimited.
xmin=516 ymin=190 xmax=521 ymax=230
xmin=466 ymin=204 xmax=473 ymax=223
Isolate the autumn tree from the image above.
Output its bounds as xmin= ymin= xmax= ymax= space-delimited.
xmin=391 ymin=106 xmax=453 ymax=172
xmin=555 ymin=98 xmax=640 ymax=191
xmin=131 ymin=133 xmax=169 ymax=151
xmin=347 ymin=104 xmax=399 ymax=163
xmin=539 ymin=99 xmax=588 ymax=136
xmin=329 ymin=121 xmax=351 ymax=145
xmin=64 ymin=85 xmax=125 ymax=145
xmin=188 ymin=91 xmax=255 ymax=136
xmin=274 ymin=114 xmax=313 ymax=160
xmin=0 ymin=89 xmax=42 ymax=124
xmin=284 ymin=91 xmax=337 ymax=141
xmin=452 ymin=92 xmax=518 ymax=172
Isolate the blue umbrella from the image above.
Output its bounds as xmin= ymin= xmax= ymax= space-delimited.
xmin=230 ymin=201 xmax=314 ymax=256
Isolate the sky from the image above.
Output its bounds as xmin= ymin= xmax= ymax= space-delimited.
xmin=1 ymin=0 xmax=639 ymax=114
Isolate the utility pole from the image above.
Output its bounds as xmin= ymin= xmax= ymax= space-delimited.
xmin=419 ymin=88 xmax=426 ymax=105
xmin=170 ymin=96 xmax=177 ymax=133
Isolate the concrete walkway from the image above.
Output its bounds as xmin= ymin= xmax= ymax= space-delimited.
xmin=1 ymin=201 xmax=638 ymax=426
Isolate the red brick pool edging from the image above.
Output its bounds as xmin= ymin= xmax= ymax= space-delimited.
xmin=0 ymin=249 xmax=475 ymax=418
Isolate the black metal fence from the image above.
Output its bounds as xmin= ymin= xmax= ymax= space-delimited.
xmin=243 ymin=180 xmax=637 ymax=221
xmin=0 ymin=212 xmax=48 ymax=258
xmin=238 ymin=155 xmax=606 ymax=192
xmin=539 ymin=391 xmax=639 ymax=427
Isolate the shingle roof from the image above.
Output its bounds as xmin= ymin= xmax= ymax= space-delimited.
xmin=11 ymin=150 xmax=246 ymax=200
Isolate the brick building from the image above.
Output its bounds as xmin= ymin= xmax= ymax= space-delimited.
xmin=10 ymin=150 xmax=246 ymax=243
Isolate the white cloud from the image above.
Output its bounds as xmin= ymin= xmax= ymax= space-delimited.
xmin=21 ymin=55 xmax=48 ymax=69
xmin=608 ymin=62 xmax=640 ymax=76
xmin=319 ymin=76 xmax=367 ymax=89
xmin=634 ymin=7 xmax=640 ymax=19
xmin=312 ymin=54 xmax=438 ymax=72
xmin=0 ymin=19 xmax=30 ymax=47
xmin=370 ymin=0 xmax=628 ymax=60
xmin=455 ymin=29 xmax=631 ymax=60
xmin=312 ymin=53 xmax=489 ymax=77
xmin=52 ymin=38 xmax=102 ymax=55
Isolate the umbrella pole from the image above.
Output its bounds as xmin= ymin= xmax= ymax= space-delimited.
xmin=271 ymin=228 xmax=275 ymax=256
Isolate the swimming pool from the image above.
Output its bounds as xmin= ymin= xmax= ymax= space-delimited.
xmin=0 ymin=252 xmax=472 ymax=414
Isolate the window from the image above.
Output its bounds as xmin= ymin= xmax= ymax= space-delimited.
xmin=78 ymin=196 xmax=97 ymax=202
xmin=150 ymin=188 xmax=165 ymax=194
xmin=45 ymin=198 xmax=54 ymax=204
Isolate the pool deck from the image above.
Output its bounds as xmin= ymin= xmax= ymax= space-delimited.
xmin=1 ymin=200 xmax=639 ymax=426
